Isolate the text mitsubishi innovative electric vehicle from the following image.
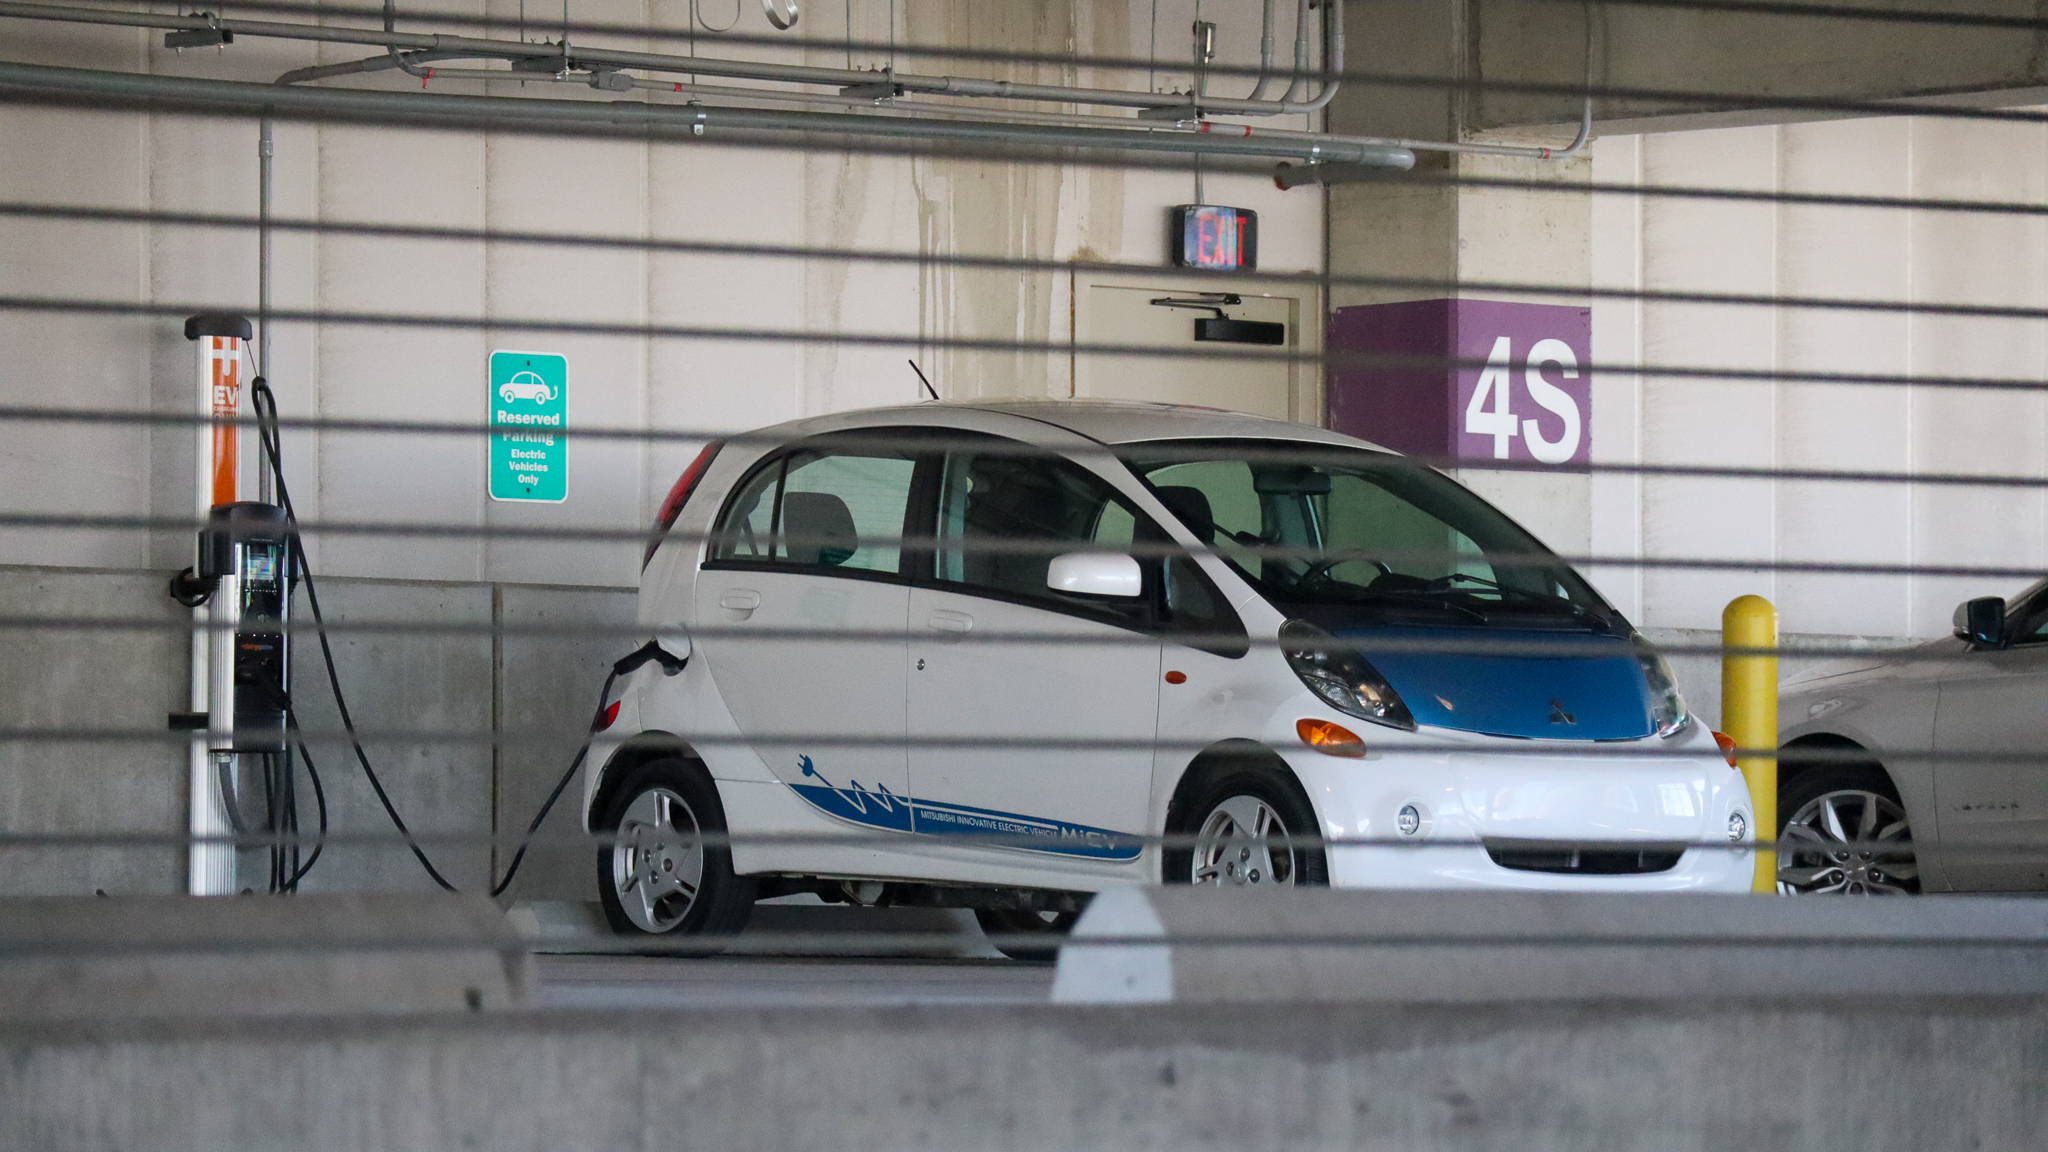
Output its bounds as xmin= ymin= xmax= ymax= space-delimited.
xmin=585 ymin=401 xmax=1755 ymax=956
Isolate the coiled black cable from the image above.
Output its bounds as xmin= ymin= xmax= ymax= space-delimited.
xmin=250 ymin=375 xmax=623 ymax=898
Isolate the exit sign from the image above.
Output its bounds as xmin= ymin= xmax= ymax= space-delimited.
xmin=488 ymin=350 xmax=567 ymax=502
xmin=1170 ymin=205 xmax=1258 ymax=271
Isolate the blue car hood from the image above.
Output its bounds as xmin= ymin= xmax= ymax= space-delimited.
xmin=1336 ymin=627 xmax=1656 ymax=740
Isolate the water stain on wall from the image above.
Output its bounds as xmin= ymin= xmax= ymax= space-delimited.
xmin=803 ymin=0 xmax=1128 ymax=406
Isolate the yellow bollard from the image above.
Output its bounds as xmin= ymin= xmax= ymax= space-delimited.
xmin=1721 ymin=595 xmax=1778 ymax=893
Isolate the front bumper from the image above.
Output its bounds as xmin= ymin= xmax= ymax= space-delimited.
xmin=1279 ymin=730 xmax=1755 ymax=892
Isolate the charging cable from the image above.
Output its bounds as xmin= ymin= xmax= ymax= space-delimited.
xmin=249 ymin=377 xmax=649 ymax=898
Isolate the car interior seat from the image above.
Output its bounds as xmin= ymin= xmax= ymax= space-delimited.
xmin=781 ymin=491 xmax=858 ymax=566
xmin=1152 ymin=485 xmax=1217 ymax=544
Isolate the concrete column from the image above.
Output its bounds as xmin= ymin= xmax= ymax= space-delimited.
xmin=1323 ymin=1 xmax=1594 ymax=554
xmin=1320 ymin=0 xmax=2048 ymax=565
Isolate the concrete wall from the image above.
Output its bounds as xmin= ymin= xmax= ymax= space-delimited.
xmin=0 ymin=1 xmax=1329 ymax=891
xmin=0 ymin=563 xmax=631 ymax=899
xmin=1588 ymin=118 xmax=2048 ymax=641
xmin=7 ymin=997 xmax=2047 ymax=1150
xmin=0 ymin=0 xmax=1325 ymax=588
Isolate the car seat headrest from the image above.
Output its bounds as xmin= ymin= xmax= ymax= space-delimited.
xmin=1153 ymin=485 xmax=1216 ymax=543
xmin=781 ymin=491 xmax=858 ymax=566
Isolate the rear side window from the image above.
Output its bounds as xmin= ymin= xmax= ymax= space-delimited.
xmin=710 ymin=447 xmax=917 ymax=576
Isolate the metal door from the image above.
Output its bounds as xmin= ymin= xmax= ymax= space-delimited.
xmin=695 ymin=445 xmax=918 ymax=831
xmin=904 ymin=444 xmax=1161 ymax=865
xmin=1934 ymin=608 xmax=2048 ymax=890
xmin=1074 ymin=277 xmax=1305 ymax=421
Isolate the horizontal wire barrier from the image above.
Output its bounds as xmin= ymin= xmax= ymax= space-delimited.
xmin=0 ymin=0 xmax=2038 ymax=954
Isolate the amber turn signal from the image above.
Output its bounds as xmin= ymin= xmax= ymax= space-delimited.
xmin=1296 ymin=717 xmax=1367 ymax=758
xmin=1713 ymin=730 xmax=1738 ymax=768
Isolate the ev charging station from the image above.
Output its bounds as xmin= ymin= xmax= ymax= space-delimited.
xmin=177 ymin=314 xmax=296 ymax=897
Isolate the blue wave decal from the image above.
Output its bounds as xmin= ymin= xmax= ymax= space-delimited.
xmin=792 ymin=754 xmax=914 ymax=833
xmin=789 ymin=756 xmax=1140 ymax=861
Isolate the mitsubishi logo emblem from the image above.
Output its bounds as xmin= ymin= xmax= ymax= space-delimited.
xmin=1549 ymin=699 xmax=1577 ymax=725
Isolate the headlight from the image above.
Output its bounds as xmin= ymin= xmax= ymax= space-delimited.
xmin=1279 ymin=620 xmax=1416 ymax=731
xmin=1634 ymin=641 xmax=1690 ymax=738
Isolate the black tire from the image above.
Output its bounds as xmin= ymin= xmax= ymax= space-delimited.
xmin=1777 ymin=762 xmax=1919 ymax=896
xmin=1163 ymin=760 xmax=1329 ymax=888
xmin=595 ymin=758 xmax=756 ymax=947
xmin=974 ymin=907 xmax=1082 ymax=962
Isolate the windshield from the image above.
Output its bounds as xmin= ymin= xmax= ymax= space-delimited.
xmin=1121 ymin=439 xmax=1621 ymax=631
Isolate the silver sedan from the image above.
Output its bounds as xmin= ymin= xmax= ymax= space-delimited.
xmin=1778 ymin=581 xmax=2048 ymax=894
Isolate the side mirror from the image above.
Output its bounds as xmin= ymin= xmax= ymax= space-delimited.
xmin=1954 ymin=596 xmax=2007 ymax=648
xmin=1048 ymin=552 xmax=1142 ymax=598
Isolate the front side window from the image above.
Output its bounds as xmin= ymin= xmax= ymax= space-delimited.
xmin=710 ymin=446 xmax=916 ymax=576
xmin=934 ymin=447 xmax=1151 ymax=623
xmin=1124 ymin=440 xmax=1620 ymax=631
xmin=2001 ymin=583 xmax=2048 ymax=646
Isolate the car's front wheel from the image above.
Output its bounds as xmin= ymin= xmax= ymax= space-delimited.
xmin=1777 ymin=765 xmax=1920 ymax=895
xmin=596 ymin=758 xmax=756 ymax=945
xmin=1165 ymin=762 xmax=1329 ymax=888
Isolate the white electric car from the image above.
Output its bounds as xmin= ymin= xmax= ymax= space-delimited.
xmin=585 ymin=401 xmax=1754 ymax=954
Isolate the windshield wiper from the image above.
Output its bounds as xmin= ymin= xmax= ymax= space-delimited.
xmin=1363 ymin=587 xmax=1491 ymax=625
xmin=1424 ymin=573 xmax=1610 ymax=628
xmin=1240 ymin=563 xmax=1491 ymax=623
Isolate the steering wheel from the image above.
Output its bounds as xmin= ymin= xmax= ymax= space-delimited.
xmin=1294 ymin=556 xmax=1392 ymax=586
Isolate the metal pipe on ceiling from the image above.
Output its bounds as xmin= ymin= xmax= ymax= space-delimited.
xmin=0 ymin=0 xmax=1582 ymax=160
xmin=403 ymin=64 xmax=1177 ymax=134
xmin=0 ymin=1 xmax=1230 ymax=112
xmin=0 ymin=58 xmax=1418 ymax=168
xmin=1278 ymin=0 xmax=1311 ymax=104
xmin=1269 ymin=97 xmax=1594 ymax=187
xmin=1245 ymin=0 xmax=1279 ymax=102
xmin=0 ymin=0 xmax=1349 ymax=118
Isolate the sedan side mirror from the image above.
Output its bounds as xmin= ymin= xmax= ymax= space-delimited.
xmin=1048 ymin=552 xmax=1142 ymax=598
xmin=1954 ymin=596 xmax=2007 ymax=648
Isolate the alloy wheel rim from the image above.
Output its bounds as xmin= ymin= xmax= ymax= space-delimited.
xmin=1777 ymin=788 xmax=1919 ymax=895
xmin=611 ymin=786 xmax=706 ymax=931
xmin=1191 ymin=795 xmax=1296 ymax=887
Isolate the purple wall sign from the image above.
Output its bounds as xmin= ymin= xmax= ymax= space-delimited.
xmin=1327 ymin=299 xmax=1591 ymax=471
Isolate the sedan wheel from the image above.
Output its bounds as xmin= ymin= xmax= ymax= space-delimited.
xmin=1191 ymin=795 xmax=1298 ymax=887
xmin=1777 ymin=786 xmax=1919 ymax=895
xmin=611 ymin=786 xmax=706 ymax=932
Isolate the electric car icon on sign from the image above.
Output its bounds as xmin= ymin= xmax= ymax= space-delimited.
xmin=499 ymin=370 xmax=556 ymax=405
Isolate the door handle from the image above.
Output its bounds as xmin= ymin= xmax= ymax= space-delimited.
xmin=927 ymin=610 xmax=973 ymax=634
xmin=718 ymin=589 xmax=761 ymax=619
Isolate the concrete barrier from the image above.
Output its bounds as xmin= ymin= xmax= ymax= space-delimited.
xmin=7 ymin=890 xmax=2048 ymax=1149
xmin=5 ymin=996 xmax=2046 ymax=1150
xmin=510 ymin=898 xmax=1002 ymax=958
xmin=0 ymin=893 xmax=531 ymax=1019
xmin=1052 ymin=888 xmax=2048 ymax=1003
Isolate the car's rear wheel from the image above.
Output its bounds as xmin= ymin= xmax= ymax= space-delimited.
xmin=1777 ymin=765 xmax=1920 ymax=895
xmin=974 ymin=907 xmax=1082 ymax=962
xmin=1165 ymin=763 xmax=1328 ymax=888
xmin=596 ymin=758 xmax=755 ymax=946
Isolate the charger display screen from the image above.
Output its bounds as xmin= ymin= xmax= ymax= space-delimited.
xmin=245 ymin=546 xmax=280 ymax=586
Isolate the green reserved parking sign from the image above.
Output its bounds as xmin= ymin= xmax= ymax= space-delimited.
xmin=488 ymin=350 xmax=567 ymax=503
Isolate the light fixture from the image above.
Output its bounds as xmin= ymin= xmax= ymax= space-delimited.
xmin=1296 ymin=717 xmax=1366 ymax=758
